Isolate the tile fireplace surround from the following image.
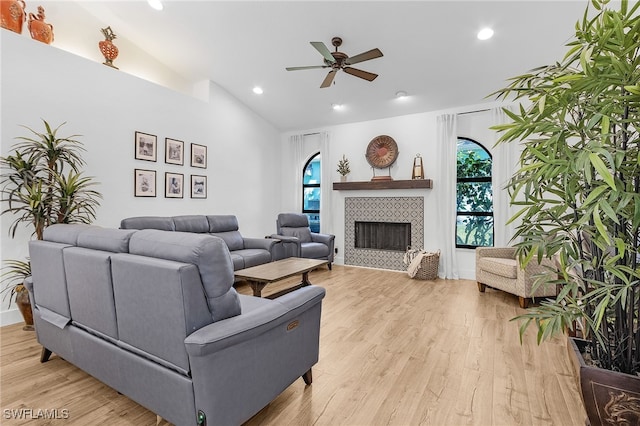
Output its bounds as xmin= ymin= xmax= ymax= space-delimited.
xmin=345 ymin=196 xmax=424 ymax=271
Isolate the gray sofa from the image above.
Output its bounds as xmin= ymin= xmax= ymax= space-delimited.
xmin=26 ymin=224 xmax=326 ymax=425
xmin=120 ymin=215 xmax=278 ymax=270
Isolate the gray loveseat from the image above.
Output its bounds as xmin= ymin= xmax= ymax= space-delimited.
xmin=26 ymin=224 xmax=326 ymax=425
xmin=120 ymin=215 xmax=278 ymax=270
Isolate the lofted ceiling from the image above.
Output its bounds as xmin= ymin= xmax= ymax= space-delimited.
xmin=70 ymin=0 xmax=593 ymax=131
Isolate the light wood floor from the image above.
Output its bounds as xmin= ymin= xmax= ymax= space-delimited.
xmin=1 ymin=265 xmax=587 ymax=425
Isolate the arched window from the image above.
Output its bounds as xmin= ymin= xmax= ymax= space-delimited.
xmin=302 ymin=152 xmax=321 ymax=232
xmin=456 ymin=137 xmax=493 ymax=248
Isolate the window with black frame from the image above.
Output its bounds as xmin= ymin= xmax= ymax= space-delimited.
xmin=302 ymin=153 xmax=321 ymax=232
xmin=456 ymin=137 xmax=493 ymax=248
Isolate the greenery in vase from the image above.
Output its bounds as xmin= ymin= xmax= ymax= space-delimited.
xmin=337 ymin=154 xmax=351 ymax=176
xmin=1 ymin=120 xmax=102 ymax=305
xmin=492 ymin=0 xmax=640 ymax=375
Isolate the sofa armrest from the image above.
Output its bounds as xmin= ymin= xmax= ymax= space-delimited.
xmin=270 ymin=234 xmax=301 ymax=259
xmin=185 ymin=285 xmax=325 ymax=356
xmin=243 ymin=237 xmax=279 ymax=251
xmin=311 ymin=233 xmax=334 ymax=245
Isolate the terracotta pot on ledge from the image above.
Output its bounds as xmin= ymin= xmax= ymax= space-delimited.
xmin=28 ymin=5 xmax=53 ymax=44
xmin=1 ymin=0 xmax=26 ymax=34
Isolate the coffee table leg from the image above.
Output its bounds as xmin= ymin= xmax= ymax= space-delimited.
xmin=248 ymin=280 xmax=267 ymax=297
xmin=301 ymin=271 xmax=312 ymax=286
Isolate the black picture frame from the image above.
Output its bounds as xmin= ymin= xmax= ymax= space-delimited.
xmin=191 ymin=143 xmax=207 ymax=168
xmin=134 ymin=169 xmax=156 ymax=197
xmin=191 ymin=175 xmax=207 ymax=199
xmin=165 ymin=172 xmax=184 ymax=198
xmin=134 ymin=131 xmax=157 ymax=162
xmin=165 ymin=138 xmax=184 ymax=165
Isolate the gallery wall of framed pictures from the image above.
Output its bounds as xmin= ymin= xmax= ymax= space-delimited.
xmin=133 ymin=131 xmax=208 ymax=199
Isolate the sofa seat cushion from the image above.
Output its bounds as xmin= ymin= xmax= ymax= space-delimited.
xmin=478 ymin=257 xmax=518 ymax=279
xmin=301 ymin=242 xmax=329 ymax=259
xmin=234 ymin=249 xmax=272 ymax=269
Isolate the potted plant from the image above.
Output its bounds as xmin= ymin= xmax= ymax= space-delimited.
xmin=1 ymin=120 xmax=102 ymax=329
xmin=491 ymin=1 xmax=640 ymax=424
xmin=337 ymin=154 xmax=351 ymax=182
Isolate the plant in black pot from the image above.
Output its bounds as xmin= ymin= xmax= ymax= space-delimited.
xmin=491 ymin=1 xmax=640 ymax=424
xmin=1 ymin=120 xmax=102 ymax=329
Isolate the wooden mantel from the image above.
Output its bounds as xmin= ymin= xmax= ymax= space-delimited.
xmin=333 ymin=179 xmax=433 ymax=190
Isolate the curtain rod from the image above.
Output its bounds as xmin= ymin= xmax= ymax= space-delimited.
xmin=457 ymin=108 xmax=490 ymax=116
xmin=303 ymin=132 xmax=321 ymax=136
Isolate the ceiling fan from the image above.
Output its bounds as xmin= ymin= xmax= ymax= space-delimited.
xmin=286 ymin=37 xmax=383 ymax=88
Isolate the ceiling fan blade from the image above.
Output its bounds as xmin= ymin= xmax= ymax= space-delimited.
xmin=320 ymin=70 xmax=337 ymax=88
xmin=311 ymin=41 xmax=336 ymax=63
xmin=286 ymin=65 xmax=329 ymax=71
xmin=345 ymin=48 xmax=383 ymax=65
xmin=343 ymin=67 xmax=378 ymax=82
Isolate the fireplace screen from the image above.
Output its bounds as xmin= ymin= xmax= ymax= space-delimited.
xmin=354 ymin=221 xmax=411 ymax=252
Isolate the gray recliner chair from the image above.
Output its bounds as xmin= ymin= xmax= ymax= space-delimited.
xmin=272 ymin=213 xmax=335 ymax=269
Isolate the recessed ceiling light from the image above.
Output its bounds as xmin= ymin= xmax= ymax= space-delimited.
xmin=395 ymin=90 xmax=408 ymax=99
xmin=147 ymin=0 xmax=163 ymax=11
xmin=332 ymin=103 xmax=343 ymax=110
xmin=252 ymin=86 xmax=263 ymax=95
xmin=477 ymin=28 xmax=494 ymax=40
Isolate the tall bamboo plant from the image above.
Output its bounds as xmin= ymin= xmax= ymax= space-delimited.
xmin=492 ymin=0 xmax=640 ymax=375
xmin=1 ymin=120 xmax=102 ymax=240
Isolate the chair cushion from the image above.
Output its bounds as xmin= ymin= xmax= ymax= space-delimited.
xmin=301 ymin=242 xmax=329 ymax=259
xmin=211 ymin=231 xmax=245 ymax=251
xmin=281 ymin=227 xmax=312 ymax=243
xmin=233 ymin=249 xmax=272 ymax=268
xmin=277 ymin=213 xmax=310 ymax=228
xmin=478 ymin=257 xmax=518 ymax=279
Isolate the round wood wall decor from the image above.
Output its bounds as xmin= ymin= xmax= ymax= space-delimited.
xmin=366 ymin=135 xmax=399 ymax=169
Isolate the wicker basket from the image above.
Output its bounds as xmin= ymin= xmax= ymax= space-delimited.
xmin=404 ymin=249 xmax=440 ymax=280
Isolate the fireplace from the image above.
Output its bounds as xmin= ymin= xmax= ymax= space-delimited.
xmin=354 ymin=221 xmax=410 ymax=251
xmin=345 ymin=197 xmax=424 ymax=270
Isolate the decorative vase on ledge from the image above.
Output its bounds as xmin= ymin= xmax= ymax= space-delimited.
xmin=27 ymin=5 xmax=53 ymax=44
xmin=99 ymin=26 xmax=119 ymax=69
xmin=1 ymin=0 xmax=26 ymax=34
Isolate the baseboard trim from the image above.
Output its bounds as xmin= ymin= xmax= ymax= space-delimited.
xmin=1 ymin=308 xmax=24 ymax=327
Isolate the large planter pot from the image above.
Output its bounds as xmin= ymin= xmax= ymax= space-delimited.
xmin=568 ymin=337 xmax=640 ymax=426
xmin=15 ymin=286 xmax=34 ymax=331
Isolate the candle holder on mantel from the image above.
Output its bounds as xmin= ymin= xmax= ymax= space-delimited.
xmin=99 ymin=26 xmax=119 ymax=69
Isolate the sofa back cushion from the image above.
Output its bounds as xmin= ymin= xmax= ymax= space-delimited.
xmin=64 ymin=228 xmax=137 ymax=340
xmin=111 ymin=254 xmax=212 ymax=374
xmin=128 ymin=230 xmax=240 ymax=322
xmin=207 ymin=215 xmax=245 ymax=251
xmin=120 ymin=216 xmax=175 ymax=231
xmin=173 ymin=215 xmax=209 ymax=233
xmin=277 ymin=213 xmax=312 ymax=243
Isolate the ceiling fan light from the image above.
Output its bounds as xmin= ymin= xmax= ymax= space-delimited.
xmin=252 ymin=86 xmax=264 ymax=95
xmin=477 ymin=28 xmax=494 ymax=40
xmin=147 ymin=0 xmax=163 ymax=11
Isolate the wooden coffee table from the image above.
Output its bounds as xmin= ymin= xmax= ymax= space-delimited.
xmin=234 ymin=258 xmax=327 ymax=298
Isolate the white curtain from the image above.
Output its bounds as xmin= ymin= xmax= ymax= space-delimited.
xmin=290 ymin=134 xmax=304 ymax=212
xmin=319 ymin=131 xmax=333 ymax=234
xmin=491 ymin=106 xmax=519 ymax=247
xmin=435 ymin=114 xmax=459 ymax=279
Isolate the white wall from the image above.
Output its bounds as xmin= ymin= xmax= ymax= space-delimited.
xmin=1 ymin=30 xmax=281 ymax=324
xmin=281 ymin=103 xmax=514 ymax=279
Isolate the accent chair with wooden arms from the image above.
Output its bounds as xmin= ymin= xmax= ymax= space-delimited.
xmin=475 ymin=247 xmax=557 ymax=308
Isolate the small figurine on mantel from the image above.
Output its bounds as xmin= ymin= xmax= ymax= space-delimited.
xmin=99 ymin=26 xmax=119 ymax=69
xmin=28 ymin=5 xmax=54 ymax=44
xmin=412 ymin=154 xmax=424 ymax=179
